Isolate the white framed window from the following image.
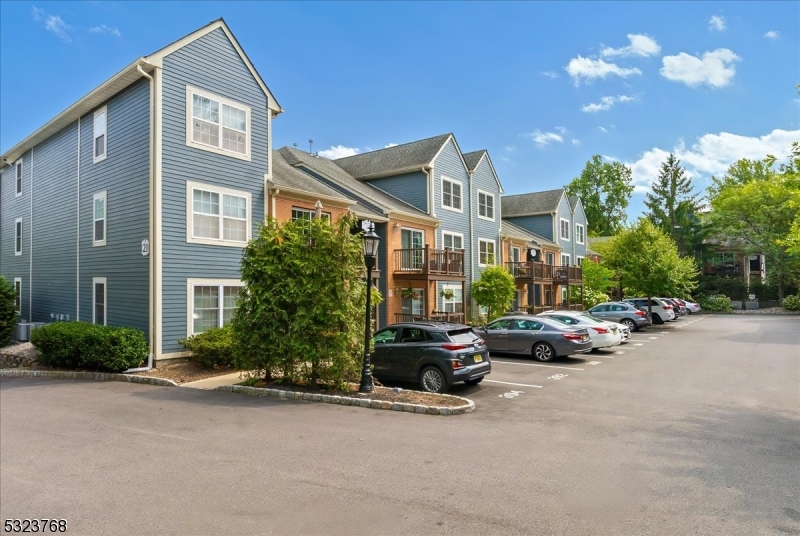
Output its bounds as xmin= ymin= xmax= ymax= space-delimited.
xmin=93 ymin=191 xmax=107 ymax=247
xmin=546 ymin=252 xmax=555 ymax=265
xmin=15 ymin=160 xmax=22 ymax=197
xmin=186 ymin=181 xmax=251 ymax=247
xmin=13 ymin=278 xmax=21 ymax=315
xmin=478 ymin=238 xmax=496 ymax=266
xmin=291 ymin=207 xmax=331 ymax=222
xmin=577 ymin=256 xmax=584 ymax=266
xmin=185 ymin=86 xmax=251 ymax=161
xmin=561 ymin=286 xmax=568 ymax=302
xmin=511 ymin=246 xmax=521 ymax=263
xmin=561 ymin=253 xmax=570 ymax=266
xmin=560 ymin=218 xmax=570 ymax=241
xmin=186 ymin=279 xmax=244 ymax=336
xmin=93 ymin=106 xmax=107 ymax=163
xmin=441 ymin=284 xmax=463 ymax=314
xmin=575 ymin=223 xmax=585 ymax=245
xmin=93 ymin=277 xmax=107 ymax=325
xmin=441 ymin=176 xmax=463 ymax=212
xmin=442 ymin=231 xmax=463 ymax=250
xmin=14 ymin=218 xmax=22 ymax=256
xmin=477 ymin=189 xmax=495 ymax=221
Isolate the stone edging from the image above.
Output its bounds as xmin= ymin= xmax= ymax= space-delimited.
xmin=214 ymin=384 xmax=475 ymax=416
xmin=0 ymin=369 xmax=178 ymax=387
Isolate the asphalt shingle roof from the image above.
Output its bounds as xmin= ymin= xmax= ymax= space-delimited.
xmin=271 ymin=150 xmax=352 ymax=201
xmin=333 ymin=133 xmax=452 ymax=179
xmin=462 ymin=150 xmax=487 ymax=171
xmin=501 ymin=188 xmax=565 ymax=216
xmin=501 ymin=220 xmax=560 ymax=249
xmin=568 ymin=195 xmax=580 ymax=211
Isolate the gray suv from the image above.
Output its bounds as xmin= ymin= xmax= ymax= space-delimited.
xmin=587 ymin=302 xmax=652 ymax=331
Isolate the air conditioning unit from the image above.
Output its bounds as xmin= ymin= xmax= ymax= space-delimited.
xmin=16 ymin=323 xmax=33 ymax=342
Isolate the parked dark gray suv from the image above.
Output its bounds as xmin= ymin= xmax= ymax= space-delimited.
xmin=587 ymin=302 xmax=652 ymax=331
xmin=371 ymin=322 xmax=491 ymax=393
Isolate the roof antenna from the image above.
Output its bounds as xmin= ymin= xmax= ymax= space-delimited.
xmin=309 ymin=139 xmax=314 ymax=154
xmin=293 ymin=143 xmax=298 ymax=149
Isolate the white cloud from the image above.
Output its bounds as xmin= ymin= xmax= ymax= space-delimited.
xmin=625 ymin=128 xmax=800 ymax=190
xmin=572 ymin=139 xmax=581 ymax=145
xmin=581 ymin=95 xmax=634 ymax=113
xmin=89 ymin=24 xmax=121 ymax=37
xmin=709 ymin=15 xmax=726 ymax=32
xmin=764 ymin=30 xmax=780 ymax=39
xmin=504 ymin=145 xmax=516 ymax=152
xmin=601 ymin=34 xmax=661 ymax=58
xmin=598 ymin=126 xmax=608 ymax=133
xmin=660 ymin=49 xmax=740 ymax=88
xmin=541 ymin=71 xmax=559 ymax=79
xmin=633 ymin=185 xmax=651 ymax=194
xmin=555 ymin=126 xmax=568 ymax=134
xmin=500 ymin=155 xmax=512 ymax=163
xmin=384 ymin=143 xmax=397 ymax=148
xmin=565 ymin=56 xmax=642 ymax=84
xmin=527 ymin=130 xmax=564 ymax=147
xmin=318 ymin=145 xmax=360 ymax=159
xmin=32 ymin=6 xmax=71 ymax=43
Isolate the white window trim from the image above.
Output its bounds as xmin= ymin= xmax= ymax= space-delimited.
xmin=291 ymin=207 xmax=331 ymax=221
xmin=441 ymin=230 xmax=464 ymax=250
xmin=185 ymin=85 xmax=252 ymax=162
xmin=13 ymin=278 xmax=21 ymax=315
xmin=14 ymin=218 xmax=22 ymax=256
xmin=577 ymin=256 xmax=584 ymax=266
xmin=441 ymin=283 xmax=463 ymax=313
xmin=186 ymin=278 xmax=245 ymax=337
xmin=93 ymin=190 xmax=107 ymax=247
xmin=511 ymin=246 xmax=521 ymax=263
xmin=559 ymin=217 xmax=570 ymax=241
xmin=92 ymin=277 xmax=107 ymax=326
xmin=478 ymin=238 xmax=496 ymax=267
xmin=476 ymin=189 xmax=495 ymax=222
xmin=186 ymin=180 xmax=252 ymax=247
xmin=15 ymin=160 xmax=22 ymax=197
xmin=575 ymin=223 xmax=585 ymax=245
xmin=546 ymin=252 xmax=555 ymax=265
xmin=561 ymin=253 xmax=571 ymax=266
xmin=93 ymin=106 xmax=107 ymax=164
xmin=440 ymin=175 xmax=464 ymax=213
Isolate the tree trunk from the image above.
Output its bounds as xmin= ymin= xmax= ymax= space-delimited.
xmin=778 ymin=274 xmax=784 ymax=303
xmin=647 ymin=296 xmax=653 ymax=324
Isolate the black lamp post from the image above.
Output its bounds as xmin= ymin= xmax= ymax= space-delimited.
xmin=359 ymin=222 xmax=380 ymax=393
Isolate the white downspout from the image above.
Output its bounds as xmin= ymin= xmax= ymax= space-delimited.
xmin=76 ymin=118 xmax=80 ymax=321
xmin=126 ymin=63 xmax=155 ymax=373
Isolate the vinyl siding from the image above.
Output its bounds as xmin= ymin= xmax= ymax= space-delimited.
xmin=161 ymin=27 xmax=268 ymax=353
xmin=471 ymin=156 xmax=502 ymax=269
xmin=555 ymin=194 xmax=573 ymax=260
xmin=503 ymin=215 xmax=554 ymax=242
xmin=366 ymin=172 xmax=427 ymax=213
xmin=572 ymin=201 xmax=588 ymax=261
xmin=0 ymin=149 xmax=33 ymax=321
xmin=78 ymin=79 xmax=150 ymax=333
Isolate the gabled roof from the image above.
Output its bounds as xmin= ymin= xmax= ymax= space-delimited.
xmin=463 ymin=150 xmax=486 ymax=171
xmin=502 ymin=188 xmax=565 ymax=217
xmin=501 ymin=220 xmax=560 ymax=249
xmin=568 ymin=195 xmax=579 ymax=211
xmin=334 ymin=133 xmax=453 ymax=180
xmin=279 ymin=147 xmax=437 ymax=224
xmin=270 ymin=150 xmax=354 ymax=205
xmin=2 ymin=18 xmax=281 ymax=168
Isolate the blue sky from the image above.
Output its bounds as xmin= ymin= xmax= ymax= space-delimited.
xmin=1 ymin=1 xmax=798 ymax=219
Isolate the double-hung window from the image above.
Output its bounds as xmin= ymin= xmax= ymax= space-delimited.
xmin=15 ymin=160 xmax=22 ymax=196
xmin=442 ymin=231 xmax=463 ymax=250
xmin=479 ymin=238 xmax=496 ymax=266
xmin=93 ymin=191 xmax=107 ymax=246
xmin=187 ymin=279 xmax=244 ymax=335
xmin=546 ymin=252 xmax=555 ymax=265
xmin=93 ymin=106 xmax=107 ymax=163
xmin=561 ymin=253 xmax=570 ymax=266
xmin=187 ymin=181 xmax=251 ymax=247
xmin=291 ymin=207 xmax=331 ymax=222
xmin=186 ymin=86 xmax=251 ymax=160
xmin=14 ymin=218 xmax=22 ymax=256
xmin=93 ymin=277 xmax=107 ymax=325
xmin=575 ymin=223 xmax=585 ymax=244
xmin=477 ymin=190 xmax=495 ymax=220
xmin=441 ymin=285 xmax=463 ymax=313
xmin=441 ymin=177 xmax=462 ymax=211
xmin=13 ymin=278 xmax=21 ymax=315
xmin=559 ymin=218 xmax=570 ymax=241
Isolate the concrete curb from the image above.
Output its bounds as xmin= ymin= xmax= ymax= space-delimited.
xmin=0 ymin=369 xmax=179 ymax=387
xmin=214 ymin=384 xmax=475 ymax=416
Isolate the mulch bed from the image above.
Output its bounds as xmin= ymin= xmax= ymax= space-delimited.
xmin=250 ymin=379 xmax=467 ymax=407
xmin=136 ymin=362 xmax=236 ymax=384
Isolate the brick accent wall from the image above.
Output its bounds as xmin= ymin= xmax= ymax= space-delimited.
xmin=384 ymin=218 xmax=438 ymax=324
xmin=271 ymin=194 xmax=351 ymax=223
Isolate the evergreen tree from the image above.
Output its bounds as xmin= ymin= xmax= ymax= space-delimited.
xmin=644 ymin=154 xmax=700 ymax=254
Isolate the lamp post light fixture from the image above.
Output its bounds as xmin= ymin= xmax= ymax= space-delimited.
xmin=359 ymin=222 xmax=380 ymax=393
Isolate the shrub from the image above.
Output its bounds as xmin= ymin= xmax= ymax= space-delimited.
xmin=782 ymin=294 xmax=800 ymax=311
xmin=0 ymin=276 xmax=17 ymax=347
xmin=30 ymin=322 xmax=147 ymax=371
xmin=700 ymin=294 xmax=732 ymax=312
xmin=582 ymin=288 xmax=610 ymax=309
xmin=178 ymin=325 xmax=235 ymax=369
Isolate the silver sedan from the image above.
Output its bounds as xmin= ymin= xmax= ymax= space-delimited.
xmin=473 ymin=315 xmax=593 ymax=362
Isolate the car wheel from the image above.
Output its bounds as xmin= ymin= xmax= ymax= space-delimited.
xmin=532 ymin=342 xmax=556 ymax=362
xmin=464 ymin=377 xmax=484 ymax=386
xmin=653 ymin=313 xmax=663 ymax=324
xmin=419 ymin=366 xmax=449 ymax=393
xmin=622 ymin=319 xmax=637 ymax=331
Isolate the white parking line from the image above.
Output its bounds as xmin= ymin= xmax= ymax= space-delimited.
xmin=491 ymin=360 xmax=584 ymax=371
xmin=648 ymin=336 xmax=659 ymax=340
xmin=615 ymin=351 xmax=624 ymax=354
xmin=634 ymin=343 xmax=644 ymax=346
xmin=484 ymin=379 xmax=543 ymax=389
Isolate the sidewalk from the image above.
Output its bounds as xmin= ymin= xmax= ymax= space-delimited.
xmin=181 ymin=372 xmax=244 ymax=390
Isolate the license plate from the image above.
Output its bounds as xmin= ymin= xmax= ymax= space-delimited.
xmin=474 ymin=355 xmax=483 ymax=363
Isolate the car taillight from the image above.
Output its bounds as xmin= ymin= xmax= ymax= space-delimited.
xmin=562 ymin=333 xmax=584 ymax=341
xmin=663 ymin=305 xmax=672 ymax=309
xmin=592 ymin=327 xmax=609 ymax=334
xmin=451 ymin=360 xmax=466 ymax=370
xmin=635 ymin=311 xmax=646 ymax=317
xmin=442 ymin=344 xmax=468 ymax=351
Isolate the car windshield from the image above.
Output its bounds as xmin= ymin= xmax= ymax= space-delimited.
xmin=541 ymin=315 xmax=571 ymax=326
xmin=447 ymin=328 xmax=482 ymax=343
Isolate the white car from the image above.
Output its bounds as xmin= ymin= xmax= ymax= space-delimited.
xmin=623 ymin=298 xmax=676 ymax=324
xmin=683 ymin=301 xmax=701 ymax=314
xmin=538 ymin=311 xmax=624 ymax=349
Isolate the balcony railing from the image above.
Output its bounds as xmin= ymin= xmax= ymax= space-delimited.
xmin=394 ymin=247 xmax=465 ymax=277
xmin=706 ymin=263 xmax=741 ymax=275
xmin=506 ymin=262 xmax=582 ymax=283
xmin=394 ymin=312 xmax=466 ymax=324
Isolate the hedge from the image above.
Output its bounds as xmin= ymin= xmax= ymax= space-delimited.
xmin=30 ymin=322 xmax=148 ymax=372
xmin=783 ymin=295 xmax=800 ymax=311
xmin=0 ymin=276 xmax=16 ymax=347
xmin=178 ymin=325 xmax=235 ymax=369
xmin=700 ymin=294 xmax=733 ymax=312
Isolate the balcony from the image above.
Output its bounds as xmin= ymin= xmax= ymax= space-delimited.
xmin=394 ymin=312 xmax=466 ymax=324
xmin=506 ymin=262 xmax=582 ymax=284
xmin=393 ymin=247 xmax=466 ymax=281
xmin=705 ymin=263 xmax=741 ymax=276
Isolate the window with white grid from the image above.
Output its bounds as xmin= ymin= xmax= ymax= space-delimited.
xmin=186 ymin=181 xmax=251 ymax=247
xmin=477 ymin=190 xmax=495 ymax=220
xmin=441 ymin=177 xmax=462 ymax=212
xmin=188 ymin=280 xmax=244 ymax=335
xmin=186 ymin=86 xmax=250 ymax=160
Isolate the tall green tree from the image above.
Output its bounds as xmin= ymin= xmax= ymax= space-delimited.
xmin=643 ymin=153 xmax=701 ymax=254
xmin=566 ymin=155 xmax=634 ymax=236
xmin=471 ymin=265 xmax=516 ymax=322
